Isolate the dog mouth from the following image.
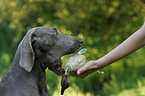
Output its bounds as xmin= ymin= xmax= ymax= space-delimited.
xmin=54 ymin=47 xmax=81 ymax=75
xmin=56 ymin=58 xmax=64 ymax=75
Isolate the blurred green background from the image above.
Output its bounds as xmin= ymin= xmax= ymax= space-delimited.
xmin=0 ymin=0 xmax=145 ymax=96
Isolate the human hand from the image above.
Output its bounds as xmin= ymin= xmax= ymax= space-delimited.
xmin=70 ymin=60 xmax=102 ymax=79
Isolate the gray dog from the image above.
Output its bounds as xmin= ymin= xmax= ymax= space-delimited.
xmin=0 ymin=26 xmax=83 ymax=96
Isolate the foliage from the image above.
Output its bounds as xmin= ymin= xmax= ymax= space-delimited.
xmin=0 ymin=0 xmax=145 ymax=96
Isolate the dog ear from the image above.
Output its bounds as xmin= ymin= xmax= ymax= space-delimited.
xmin=19 ymin=28 xmax=36 ymax=72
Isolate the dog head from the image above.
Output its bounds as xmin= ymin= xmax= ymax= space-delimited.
xmin=19 ymin=26 xmax=83 ymax=75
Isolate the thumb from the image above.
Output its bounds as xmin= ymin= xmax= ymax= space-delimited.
xmin=77 ymin=66 xmax=87 ymax=75
xmin=77 ymin=60 xmax=98 ymax=75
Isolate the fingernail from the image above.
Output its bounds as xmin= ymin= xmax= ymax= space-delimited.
xmin=77 ymin=71 xmax=80 ymax=75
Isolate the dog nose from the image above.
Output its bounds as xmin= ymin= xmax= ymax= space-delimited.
xmin=78 ymin=39 xmax=83 ymax=45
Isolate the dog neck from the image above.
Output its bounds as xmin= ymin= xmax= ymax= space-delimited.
xmin=1 ymin=48 xmax=47 ymax=95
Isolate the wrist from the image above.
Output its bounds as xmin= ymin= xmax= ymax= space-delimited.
xmin=95 ymin=59 xmax=106 ymax=69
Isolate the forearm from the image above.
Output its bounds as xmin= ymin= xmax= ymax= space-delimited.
xmin=97 ymin=22 xmax=145 ymax=67
xmin=76 ymin=22 xmax=145 ymax=77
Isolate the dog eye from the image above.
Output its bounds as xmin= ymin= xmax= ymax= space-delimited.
xmin=39 ymin=44 xmax=50 ymax=52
